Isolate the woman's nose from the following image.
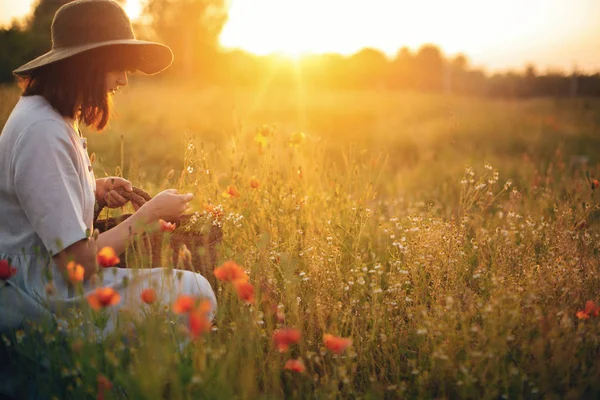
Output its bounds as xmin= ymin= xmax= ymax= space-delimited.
xmin=116 ymin=71 xmax=128 ymax=88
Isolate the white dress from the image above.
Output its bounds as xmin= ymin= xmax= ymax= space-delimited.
xmin=0 ymin=95 xmax=216 ymax=334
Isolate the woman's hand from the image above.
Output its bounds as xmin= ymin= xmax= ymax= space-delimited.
xmin=137 ymin=189 xmax=193 ymax=224
xmin=94 ymin=190 xmax=193 ymax=257
xmin=95 ymin=177 xmax=136 ymax=209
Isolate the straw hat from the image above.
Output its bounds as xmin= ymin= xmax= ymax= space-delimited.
xmin=13 ymin=0 xmax=173 ymax=76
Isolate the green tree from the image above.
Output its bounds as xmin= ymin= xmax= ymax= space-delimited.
xmin=414 ymin=44 xmax=444 ymax=91
xmin=26 ymin=0 xmax=75 ymax=55
xmin=143 ymin=0 xmax=228 ymax=81
xmin=0 ymin=0 xmax=74 ymax=83
xmin=348 ymin=48 xmax=389 ymax=89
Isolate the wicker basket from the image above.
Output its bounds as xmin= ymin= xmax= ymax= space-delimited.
xmin=94 ymin=187 xmax=222 ymax=284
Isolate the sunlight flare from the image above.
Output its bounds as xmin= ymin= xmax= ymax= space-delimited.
xmin=124 ymin=0 xmax=143 ymax=20
xmin=219 ymin=0 xmax=598 ymax=71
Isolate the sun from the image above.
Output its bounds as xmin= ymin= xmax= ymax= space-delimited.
xmin=123 ymin=0 xmax=143 ymax=21
xmin=219 ymin=0 xmax=577 ymax=71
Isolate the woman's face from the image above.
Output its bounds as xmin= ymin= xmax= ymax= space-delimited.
xmin=105 ymin=70 xmax=128 ymax=95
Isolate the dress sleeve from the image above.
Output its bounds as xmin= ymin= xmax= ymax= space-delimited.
xmin=12 ymin=120 xmax=89 ymax=256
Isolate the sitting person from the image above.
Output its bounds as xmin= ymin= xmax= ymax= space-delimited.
xmin=0 ymin=0 xmax=216 ymax=334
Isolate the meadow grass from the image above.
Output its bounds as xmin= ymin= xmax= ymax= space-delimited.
xmin=1 ymin=82 xmax=599 ymax=399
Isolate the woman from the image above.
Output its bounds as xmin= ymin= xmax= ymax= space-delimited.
xmin=0 ymin=0 xmax=216 ymax=334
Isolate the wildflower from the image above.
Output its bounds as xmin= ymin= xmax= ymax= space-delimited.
xmin=214 ymin=260 xmax=248 ymax=282
xmin=257 ymin=125 xmax=274 ymax=137
xmin=254 ymin=125 xmax=273 ymax=149
xmin=250 ymin=177 xmax=260 ymax=189
xmin=97 ymin=247 xmax=120 ymax=267
xmin=188 ymin=300 xmax=212 ymax=338
xmin=66 ymin=261 xmax=84 ymax=283
xmin=585 ymin=300 xmax=599 ymax=317
xmin=284 ymin=359 xmax=306 ymax=373
xmin=576 ymin=311 xmax=590 ymax=320
xmin=254 ymin=133 xmax=268 ymax=149
xmin=159 ymin=219 xmax=176 ymax=232
xmin=173 ymin=295 xmax=196 ymax=314
xmin=87 ymin=287 xmax=121 ymax=310
xmin=97 ymin=374 xmax=112 ymax=400
xmin=233 ymin=280 xmax=255 ymax=303
xmin=141 ymin=288 xmax=157 ymax=304
xmin=0 ymin=259 xmax=16 ymax=280
xmin=204 ymin=203 xmax=225 ymax=220
xmin=273 ymin=328 xmax=301 ymax=352
xmin=576 ymin=300 xmax=599 ymax=319
xmin=592 ymin=179 xmax=599 ymax=191
xmin=222 ymin=184 xmax=241 ymax=198
xmin=323 ymin=334 xmax=352 ymax=354
xmin=289 ymin=132 xmax=306 ymax=147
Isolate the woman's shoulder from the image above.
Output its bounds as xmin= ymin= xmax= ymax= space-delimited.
xmin=2 ymin=96 xmax=71 ymax=144
xmin=3 ymin=96 xmax=68 ymax=135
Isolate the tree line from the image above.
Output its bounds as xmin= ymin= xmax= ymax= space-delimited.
xmin=1 ymin=0 xmax=599 ymax=98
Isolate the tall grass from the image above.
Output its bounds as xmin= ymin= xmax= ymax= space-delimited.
xmin=1 ymin=83 xmax=599 ymax=399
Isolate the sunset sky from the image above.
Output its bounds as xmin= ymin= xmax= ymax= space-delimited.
xmin=2 ymin=0 xmax=599 ymax=73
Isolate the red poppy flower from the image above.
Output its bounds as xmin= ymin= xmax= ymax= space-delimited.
xmin=173 ymin=295 xmax=196 ymax=314
xmin=585 ymin=300 xmax=599 ymax=317
xmin=188 ymin=300 xmax=212 ymax=338
xmin=97 ymin=247 xmax=120 ymax=267
xmin=592 ymin=179 xmax=599 ymax=191
xmin=273 ymin=328 xmax=301 ymax=352
xmin=141 ymin=288 xmax=157 ymax=304
xmin=250 ymin=177 xmax=260 ymax=189
xmin=576 ymin=311 xmax=590 ymax=320
xmin=323 ymin=334 xmax=352 ymax=354
xmin=87 ymin=287 xmax=121 ymax=310
xmin=214 ymin=260 xmax=248 ymax=282
xmin=97 ymin=374 xmax=112 ymax=400
xmin=159 ymin=219 xmax=176 ymax=232
xmin=233 ymin=280 xmax=254 ymax=304
xmin=222 ymin=184 xmax=241 ymax=198
xmin=0 ymin=259 xmax=16 ymax=280
xmin=284 ymin=358 xmax=306 ymax=373
xmin=66 ymin=261 xmax=84 ymax=283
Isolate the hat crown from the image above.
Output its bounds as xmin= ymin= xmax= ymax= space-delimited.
xmin=51 ymin=0 xmax=135 ymax=49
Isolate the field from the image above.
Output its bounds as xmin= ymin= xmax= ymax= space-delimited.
xmin=1 ymin=82 xmax=600 ymax=399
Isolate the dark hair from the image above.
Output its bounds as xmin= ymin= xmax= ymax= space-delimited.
xmin=18 ymin=45 xmax=138 ymax=131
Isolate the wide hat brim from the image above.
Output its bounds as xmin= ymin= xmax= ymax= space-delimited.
xmin=13 ymin=39 xmax=173 ymax=76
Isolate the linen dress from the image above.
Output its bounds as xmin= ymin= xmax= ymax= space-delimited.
xmin=0 ymin=95 xmax=216 ymax=334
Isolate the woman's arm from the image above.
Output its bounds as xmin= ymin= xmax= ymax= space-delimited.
xmin=52 ymin=208 xmax=150 ymax=280
xmin=52 ymin=190 xmax=193 ymax=280
xmin=96 ymin=189 xmax=193 ymax=253
xmin=52 ymin=238 xmax=98 ymax=280
xmin=95 ymin=205 xmax=153 ymax=255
